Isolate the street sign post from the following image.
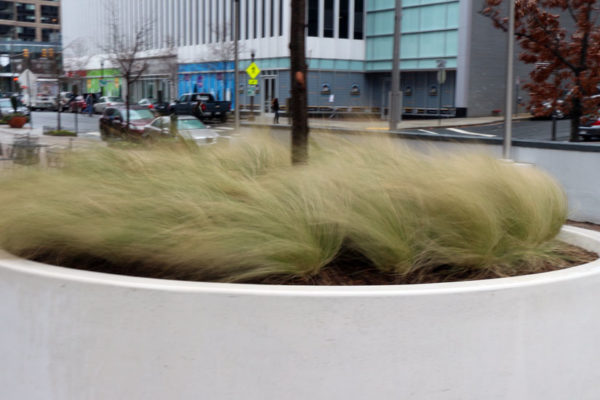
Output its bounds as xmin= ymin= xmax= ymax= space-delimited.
xmin=246 ymin=62 xmax=260 ymax=79
xmin=436 ymin=60 xmax=447 ymax=126
xmin=247 ymin=54 xmax=258 ymax=120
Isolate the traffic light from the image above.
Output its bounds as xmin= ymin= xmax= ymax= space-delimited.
xmin=13 ymin=77 xmax=18 ymax=82
xmin=23 ymin=48 xmax=29 ymax=58
xmin=41 ymin=48 xmax=47 ymax=58
xmin=48 ymin=48 xmax=54 ymax=58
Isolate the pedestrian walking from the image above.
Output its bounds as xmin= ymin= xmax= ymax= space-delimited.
xmin=271 ymin=97 xmax=279 ymax=124
xmin=85 ymin=94 xmax=93 ymax=117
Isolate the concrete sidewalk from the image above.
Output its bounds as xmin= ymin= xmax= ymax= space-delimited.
xmin=242 ymin=113 xmax=531 ymax=132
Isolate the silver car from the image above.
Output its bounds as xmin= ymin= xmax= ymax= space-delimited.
xmin=142 ymin=115 xmax=221 ymax=145
xmin=93 ymin=96 xmax=124 ymax=114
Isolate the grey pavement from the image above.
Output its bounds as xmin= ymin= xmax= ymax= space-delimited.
xmin=242 ymin=113 xmax=533 ymax=133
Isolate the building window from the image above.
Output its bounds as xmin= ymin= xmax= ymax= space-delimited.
xmin=245 ymin=0 xmax=249 ymax=39
xmin=16 ymin=3 xmax=35 ymax=23
xmin=261 ymin=0 xmax=265 ymax=38
xmin=270 ymin=0 xmax=274 ymax=37
xmin=279 ymin=0 xmax=283 ymax=36
xmin=0 ymin=24 xmax=13 ymax=40
xmin=197 ymin=0 xmax=201 ymax=44
xmin=41 ymin=5 xmax=59 ymax=25
xmin=308 ymin=0 xmax=318 ymax=37
xmin=354 ymin=0 xmax=363 ymax=39
xmin=42 ymin=28 xmax=59 ymax=42
xmin=0 ymin=1 xmax=14 ymax=21
xmin=209 ymin=0 xmax=213 ymax=42
xmin=203 ymin=0 xmax=207 ymax=43
xmin=15 ymin=26 xmax=35 ymax=41
xmin=324 ymin=0 xmax=334 ymax=38
xmin=253 ymin=0 xmax=257 ymax=38
xmin=231 ymin=0 xmax=234 ymax=40
xmin=216 ymin=0 xmax=220 ymax=42
xmin=339 ymin=0 xmax=349 ymax=39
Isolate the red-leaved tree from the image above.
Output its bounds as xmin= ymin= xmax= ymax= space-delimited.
xmin=482 ymin=0 xmax=600 ymax=141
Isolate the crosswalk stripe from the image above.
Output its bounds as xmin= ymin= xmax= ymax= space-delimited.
xmin=447 ymin=128 xmax=495 ymax=138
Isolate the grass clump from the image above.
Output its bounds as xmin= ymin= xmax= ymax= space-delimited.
xmin=0 ymin=134 xmax=569 ymax=283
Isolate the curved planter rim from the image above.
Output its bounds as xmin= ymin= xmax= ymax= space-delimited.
xmin=1 ymin=225 xmax=599 ymax=297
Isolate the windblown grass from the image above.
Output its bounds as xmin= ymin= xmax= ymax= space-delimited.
xmin=0 ymin=134 xmax=569 ymax=283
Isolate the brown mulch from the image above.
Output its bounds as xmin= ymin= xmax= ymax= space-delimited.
xmin=26 ymin=223 xmax=599 ymax=285
xmin=249 ymin=241 xmax=598 ymax=285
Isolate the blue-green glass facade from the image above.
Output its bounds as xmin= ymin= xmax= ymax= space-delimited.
xmin=366 ymin=0 xmax=459 ymax=71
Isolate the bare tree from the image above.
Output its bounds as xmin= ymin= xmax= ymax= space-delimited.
xmin=290 ymin=0 xmax=308 ymax=164
xmin=163 ymin=36 xmax=179 ymax=103
xmin=100 ymin=3 xmax=151 ymax=128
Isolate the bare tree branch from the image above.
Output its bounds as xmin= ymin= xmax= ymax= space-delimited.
xmin=99 ymin=1 xmax=152 ymax=128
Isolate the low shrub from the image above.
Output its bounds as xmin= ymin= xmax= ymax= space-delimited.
xmin=0 ymin=134 xmax=569 ymax=283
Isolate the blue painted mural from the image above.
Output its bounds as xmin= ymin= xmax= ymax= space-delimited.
xmin=178 ymin=62 xmax=236 ymax=109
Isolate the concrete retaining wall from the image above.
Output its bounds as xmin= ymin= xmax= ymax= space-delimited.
xmin=404 ymin=139 xmax=600 ymax=224
xmin=1 ymin=226 xmax=600 ymax=399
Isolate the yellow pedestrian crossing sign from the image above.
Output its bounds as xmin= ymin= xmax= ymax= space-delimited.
xmin=246 ymin=62 xmax=260 ymax=79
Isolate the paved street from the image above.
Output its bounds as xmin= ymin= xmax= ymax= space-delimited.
xmin=3 ymin=112 xmax=598 ymax=150
xmin=396 ymin=118 xmax=576 ymax=142
xmin=30 ymin=110 xmax=101 ymax=134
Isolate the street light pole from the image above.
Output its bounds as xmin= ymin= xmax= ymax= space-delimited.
xmin=249 ymin=51 xmax=255 ymax=121
xmin=389 ymin=0 xmax=402 ymax=131
xmin=503 ymin=0 xmax=515 ymax=160
xmin=234 ymin=0 xmax=240 ymax=131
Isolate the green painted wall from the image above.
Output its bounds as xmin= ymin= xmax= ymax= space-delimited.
xmin=85 ymin=68 xmax=121 ymax=96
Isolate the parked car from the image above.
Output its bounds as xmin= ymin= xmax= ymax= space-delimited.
xmin=169 ymin=93 xmax=231 ymax=122
xmin=138 ymin=98 xmax=170 ymax=115
xmin=142 ymin=115 xmax=222 ymax=145
xmin=58 ymin=92 xmax=74 ymax=111
xmin=69 ymin=95 xmax=87 ymax=112
xmin=94 ymin=96 xmax=124 ymax=114
xmin=99 ymin=106 xmax=155 ymax=141
xmin=578 ymin=116 xmax=600 ymax=141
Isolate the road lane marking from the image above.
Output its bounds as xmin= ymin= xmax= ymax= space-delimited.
xmin=217 ymin=126 xmax=234 ymax=130
xmin=447 ymin=128 xmax=496 ymax=137
xmin=418 ymin=129 xmax=439 ymax=135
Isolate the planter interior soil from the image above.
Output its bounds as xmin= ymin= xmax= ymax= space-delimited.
xmin=25 ymin=235 xmax=599 ymax=286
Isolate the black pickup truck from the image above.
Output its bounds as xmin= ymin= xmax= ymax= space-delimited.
xmin=169 ymin=93 xmax=231 ymax=122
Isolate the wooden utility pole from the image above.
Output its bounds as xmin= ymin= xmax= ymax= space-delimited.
xmin=290 ymin=0 xmax=309 ymax=164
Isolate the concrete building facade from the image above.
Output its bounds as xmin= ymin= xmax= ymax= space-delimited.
xmin=62 ymin=0 xmax=521 ymax=117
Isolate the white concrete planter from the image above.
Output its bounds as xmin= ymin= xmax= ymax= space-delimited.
xmin=1 ymin=225 xmax=600 ymax=400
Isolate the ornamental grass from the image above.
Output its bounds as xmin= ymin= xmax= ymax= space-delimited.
xmin=0 ymin=134 xmax=568 ymax=283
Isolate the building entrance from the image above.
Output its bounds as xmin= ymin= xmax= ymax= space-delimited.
xmin=262 ymin=75 xmax=277 ymax=115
